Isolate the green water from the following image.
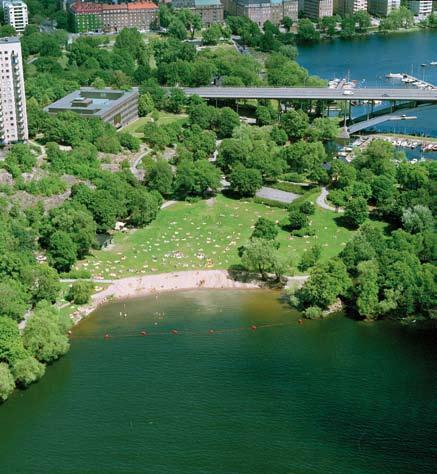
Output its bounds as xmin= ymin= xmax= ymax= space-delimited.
xmin=0 ymin=290 xmax=436 ymax=473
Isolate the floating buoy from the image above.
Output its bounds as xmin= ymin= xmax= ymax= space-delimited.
xmin=171 ymin=329 xmax=178 ymax=335
xmin=104 ymin=334 xmax=110 ymax=339
xmin=251 ymin=325 xmax=257 ymax=331
xmin=208 ymin=329 xmax=214 ymax=334
xmin=140 ymin=330 xmax=147 ymax=336
xmin=298 ymin=319 xmax=304 ymax=325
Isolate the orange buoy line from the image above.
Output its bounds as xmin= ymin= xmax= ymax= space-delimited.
xmin=71 ymin=320 xmax=303 ymax=341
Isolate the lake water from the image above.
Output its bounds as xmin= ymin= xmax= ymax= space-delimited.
xmin=298 ymin=30 xmax=437 ymax=137
xmin=0 ymin=290 xmax=436 ymax=473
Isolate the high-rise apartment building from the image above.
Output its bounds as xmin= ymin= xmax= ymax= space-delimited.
xmin=408 ymin=0 xmax=433 ymax=15
xmin=334 ymin=0 xmax=367 ymax=15
xmin=3 ymin=0 xmax=28 ymax=33
xmin=0 ymin=37 xmax=28 ymax=144
xmin=304 ymin=0 xmax=333 ymax=18
xmin=367 ymin=0 xmax=400 ymax=16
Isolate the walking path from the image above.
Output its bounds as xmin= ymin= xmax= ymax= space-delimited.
xmin=316 ymin=187 xmax=344 ymax=213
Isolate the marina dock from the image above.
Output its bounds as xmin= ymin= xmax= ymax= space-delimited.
xmin=386 ymin=73 xmax=436 ymax=90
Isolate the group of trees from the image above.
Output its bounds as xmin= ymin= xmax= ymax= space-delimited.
xmin=293 ymin=140 xmax=436 ymax=321
xmin=380 ymin=6 xmax=414 ymax=31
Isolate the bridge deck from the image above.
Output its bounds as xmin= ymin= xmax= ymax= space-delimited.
xmin=183 ymin=87 xmax=437 ymax=102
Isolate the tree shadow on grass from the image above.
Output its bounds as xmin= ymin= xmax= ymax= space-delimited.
xmin=227 ymin=264 xmax=286 ymax=289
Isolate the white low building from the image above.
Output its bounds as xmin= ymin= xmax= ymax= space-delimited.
xmin=3 ymin=0 xmax=28 ymax=33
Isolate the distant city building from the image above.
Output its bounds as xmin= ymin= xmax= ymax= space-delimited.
xmin=0 ymin=37 xmax=28 ymax=144
xmin=408 ymin=0 xmax=433 ymax=15
xmin=69 ymin=1 xmax=159 ymax=33
xmin=2 ymin=0 xmax=28 ymax=33
xmin=367 ymin=0 xmax=400 ymax=16
xmin=44 ymin=88 xmax=139 ymax=128
xmin=172 ymin=0 xmax=224 ymax=25
xmin=334 ymin=0 xmax=367 ymax=15
xmin=304 ymin=0 xmax=333 ymax=18
xmin=223 ymin=0 xmax=299 ymax=26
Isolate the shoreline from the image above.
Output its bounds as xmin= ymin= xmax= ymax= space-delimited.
xmin=69 ymin=270 xmax=309 ymax=326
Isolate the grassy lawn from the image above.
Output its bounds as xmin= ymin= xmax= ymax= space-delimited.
xmin=122 ymin=111 xmax=188 ymax=134
xmin=76 ymin=194 xmax=358 ymax=279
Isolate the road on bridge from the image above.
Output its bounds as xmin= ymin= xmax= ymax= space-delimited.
xmin=182 ymin=87 xmax=437 ymax=102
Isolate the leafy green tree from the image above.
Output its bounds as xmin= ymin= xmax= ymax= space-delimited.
xmin=214 ymin=107 xmax=240 ymax=138
xmin=188 ymin=102 xmax=217 ymax=129
xmin=307 ymin=117 xmax=338 ymax=141
xmin=0 ymin=279 xmax=29 ymax=321
xmin=281 ymin=110 xmax=309 ymax=140
xmin=402 ymin=205 xmax=434 ymax=234
xmin=47 ymin=231 xmax=77 ymax=272
xmin=229 ymin=164 xmax=262 ymax=197
xmin=143 ymin=123 xmax=171 ymax=150
xmin=300 ymin=201 xmax=315 ymax=215
xmin=251 ymin=217 xmax=278 ymax=241
xmin=356 ymin=260 xmax=380 ymax=320
xmin=255 ymin=105 xmax=275 ymax=126
xmin=11 ymin=356 xmax=45 ymax=388
xmin=0 ymin=317 xmax=27 ymax=364
xmin=289 ymin=209 xmax=309 ymax=231
xmin=320 ymin=16 xmax=337 ymax=36
xmin=23 ymin=304 xmax=71 ymax=363
xmin=21 ymin=264 xmax=60 ymax=304
xmin=298 ymin=259 xmax=351 ymax=309
xmin=168 ymin=18 xmax=188 ymax=40
xmin=354 ymin=10 xmax=371 ymax=32
xmin=270 ymin=125 xmax=288 ymax=145
xmin=119 ymin=132 xmax=140 ymax=152
xmin=344 ymin=197 xmax=368 ymax=228
xmin=165 ymin=88 xmax=186 ymax=113
xmin=282 ymin=16 xmax=293 ymax=32
xmin=202 ymin=24 xmax=222 ymax=45
xmin=174 ymin=159 xmax=220 ymax=198
xmin=0 ymin=363 xmax=15 ymax=402
xmin=340 ymin=16 xmax=356 ymax=38
xmin=127 ymin=188 xmax=162 ymax=227
xmin=297 ymin=19 xmax=320 ymax=42
xmin=298 ymin=243 xmax=321 ymax=272
xmin=303 ymin=306 xmax=323 ymax=319
xmin=241 ymin=238 xmax=280 ymax=280
xmin=138 ymin=92 xmax=155 ymax=117
xmin=66 ymin=281 xmax=94 ymax=305
xmin=147 ymin=159 xmax=174 ymax=196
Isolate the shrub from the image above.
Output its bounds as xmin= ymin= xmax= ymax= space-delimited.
xmin=303 ymin=306 xmax=323 ymax=319
xmin=66 ymin=281 xmax=94 ymax=305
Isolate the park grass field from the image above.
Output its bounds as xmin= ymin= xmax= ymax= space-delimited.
xmin=76 ymin=194 xmax=358 ymax=279
xmin=122 ymin=111 xmax=188 ymax=135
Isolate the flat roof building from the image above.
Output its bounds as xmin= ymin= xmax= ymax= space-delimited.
xmin=304 ymin=0 xmax=333 ymax=18
xmin=3 ymin=0 xmax=28 ymax=33
xmin=69 ymin=1 xmax=159 ymax=33
xmin=334 ymin=0 xmax=367 ymax=15
xmin=44 ymin=88 xmax=139 ymax=128
xmin=0 ymin=37 xmax=28 ymax=144
xmin=408 ymin=0 xmax=433 ymax=16
xmin=367 ymin=0 xmax=400 ymax=16
xmin=172 ymin=0 xmax=225 ymax=25
xmin=223 ymin=0 xmax=298 ymax=26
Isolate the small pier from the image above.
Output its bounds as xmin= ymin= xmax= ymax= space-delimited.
xmin=386 ymin=73 xmax=436 ymax=90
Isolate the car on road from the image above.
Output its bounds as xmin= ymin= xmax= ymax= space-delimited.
xmin=343 ymin=90 xmax=354 ymax=96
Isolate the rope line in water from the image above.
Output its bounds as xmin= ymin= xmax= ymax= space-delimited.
xmin=70 ymin=320 xmax=304 ymax=340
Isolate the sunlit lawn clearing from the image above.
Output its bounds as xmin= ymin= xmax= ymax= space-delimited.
xmin=76 ymin=194 xmax=359 ymax=279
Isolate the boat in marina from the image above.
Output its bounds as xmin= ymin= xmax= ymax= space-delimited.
xmin=386 ymin=73 xmax=403 ymax=79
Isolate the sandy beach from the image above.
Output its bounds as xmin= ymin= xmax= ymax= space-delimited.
xmin=69 ymin=270 xmax=265 ymax=325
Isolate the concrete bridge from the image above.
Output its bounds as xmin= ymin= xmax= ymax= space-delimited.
xmin=182 ymin=87 xmax=437 ymax=136
xmin=182 ymin=87 xmax=437 ymax=102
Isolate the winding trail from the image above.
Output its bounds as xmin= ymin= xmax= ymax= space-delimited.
xmin=316 ymin=187 xmax=344 ymax=213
